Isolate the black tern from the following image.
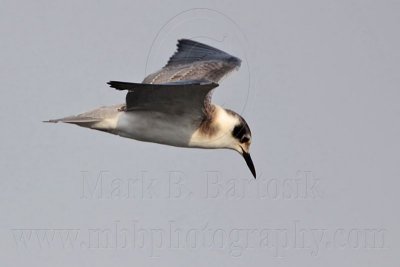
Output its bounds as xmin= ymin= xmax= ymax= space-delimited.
xmin=46 ymin=39 xmax=256 ymax=178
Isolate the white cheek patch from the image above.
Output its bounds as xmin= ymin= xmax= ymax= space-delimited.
xmin=188 ymin=105 xmax=240 ymax=149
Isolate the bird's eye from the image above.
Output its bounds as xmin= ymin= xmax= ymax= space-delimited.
xmin=240 ymin=136 xmax=250 ymax=143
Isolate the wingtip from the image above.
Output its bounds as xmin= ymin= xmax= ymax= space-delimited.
xmin=167 ymin=38 xmax=241 ymax=70
xmin=177 ymin=38 xmax=192 ymax=44
xmin=107 ymin=81 xmax=127 ymax=90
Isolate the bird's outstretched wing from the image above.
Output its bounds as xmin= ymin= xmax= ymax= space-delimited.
xmin=107 ymin=80 xmax=218 ymax=116
xmin=143 ymin=39 xmax=241 ymax=84
xmin=108 ymin=39 xmax=239 ymax=117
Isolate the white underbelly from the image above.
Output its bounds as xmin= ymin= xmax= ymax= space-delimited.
xmin=116 ymin=111 xmax=198 ymax=147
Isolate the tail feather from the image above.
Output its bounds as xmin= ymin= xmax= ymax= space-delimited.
xmin=43 ymin=116 xmax=101 ymax=124
xmin=43 ymin=104 xmax=123 ymax=132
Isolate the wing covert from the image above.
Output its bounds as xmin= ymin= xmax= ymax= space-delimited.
xmin=143 ymin=39 xmax=241 ymax=84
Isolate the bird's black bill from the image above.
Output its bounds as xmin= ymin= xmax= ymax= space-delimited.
xmin=242 ymin=150 xmax=256 ymax=179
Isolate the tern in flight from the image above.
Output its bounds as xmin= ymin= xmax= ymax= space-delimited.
xmin=46 ymin=39 xmax=256 ymax=178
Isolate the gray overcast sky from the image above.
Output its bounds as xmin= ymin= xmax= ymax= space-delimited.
xmin=1 ymin=0 xmax=399 ymax=266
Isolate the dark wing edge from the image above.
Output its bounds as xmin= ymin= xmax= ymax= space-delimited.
xmin=165 ymin=39 xmax=242 ymax=69
xmin=107 ymin=79 xmax=217 ymax=91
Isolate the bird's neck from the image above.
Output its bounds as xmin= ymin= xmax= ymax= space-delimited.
xmin=188 ymin=105 xmax=235 ymax=149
